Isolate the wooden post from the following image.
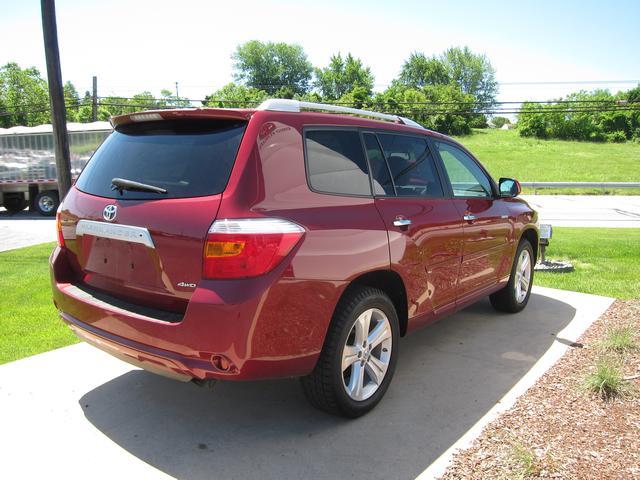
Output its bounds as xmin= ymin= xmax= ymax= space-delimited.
xmin=41 ymin=0 xmax=71 ymax=199
xmin=91 ymin=75 xmax=98 ymax=122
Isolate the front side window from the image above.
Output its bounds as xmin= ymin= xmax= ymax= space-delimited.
xmin=377 ymin=134 xmax=443 ymax=197
xmin=435 ymin=142 xmax=493 ymax=198
xmin=305 ymin=130 xmax=371 ymax=196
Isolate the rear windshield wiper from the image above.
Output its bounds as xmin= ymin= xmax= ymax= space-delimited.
xmin=111 ymin=177 xmax=168 ymax=195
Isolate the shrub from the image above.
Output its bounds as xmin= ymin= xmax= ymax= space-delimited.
xmin=518 ymin=86 xmax=639 ymax=142
xmin=600 ymin=325 xmax=637 ymax=353
xmin=583 ymin=358 xmax=626 ymax=400
xmin=491 ymin=116 xmax=511 ymax=128
xmin=605 ymin=130 xmax=627 ymax=143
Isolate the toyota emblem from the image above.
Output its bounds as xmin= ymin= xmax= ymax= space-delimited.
xmin=103 ymin=205 xmax=117 ymax=222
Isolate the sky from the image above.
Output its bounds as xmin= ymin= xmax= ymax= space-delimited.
xmin=1 ymin=0 xmax=639 ymax=105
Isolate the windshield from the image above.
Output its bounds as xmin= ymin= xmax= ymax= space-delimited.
xmin=75 ymin=119 xmax=246 ymax=200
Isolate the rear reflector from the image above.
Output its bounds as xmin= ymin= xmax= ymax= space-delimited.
xmin=203 ymin=218 xmax=304 ymax=279
xmin=56 ymin=210 xmax=65 ymax=248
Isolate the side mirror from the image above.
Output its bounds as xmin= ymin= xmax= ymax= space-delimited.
xmin=499 ymin=177 xmax=521 ymax=197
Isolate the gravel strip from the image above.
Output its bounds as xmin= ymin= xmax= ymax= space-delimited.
xmin=441 ymin=299 xmax=640 ymax=480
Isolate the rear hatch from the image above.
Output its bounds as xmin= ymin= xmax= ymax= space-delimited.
xmin=60 ymin=115 xmax=247 ymax=315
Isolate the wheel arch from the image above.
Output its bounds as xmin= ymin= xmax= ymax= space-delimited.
xmin=342 ymin=269 xmax=409 ymax=337
xmin=520 ymin=227 xmax=539 ymax=264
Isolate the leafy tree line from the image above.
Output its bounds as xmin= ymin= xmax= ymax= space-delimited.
xmin=3 ymin=42 xmax=638 ymax=140
xmin=0 ymin=62 xmax=189 ymax=127
xmin=1 ymin=43 xmax=497 ymax=134
xmin=517 ymin=88 xmax=640 ymax=142
xmin=203 ymin=41 xmax=499 ymax=134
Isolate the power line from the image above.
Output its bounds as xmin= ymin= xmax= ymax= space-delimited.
xmin=2 ymin=97 xmax=639 ymax=119
xmin=498 ymin=79 xmax=640 ymax=86
xmin=95 ymin=95 xmax=639 ymax=106
xmin=97 ymin=79 xmax=640 ymax=90
xmin=95 ymin=102 xmax=640 ymax=116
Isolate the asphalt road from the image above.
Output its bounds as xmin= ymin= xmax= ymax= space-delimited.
xmin=1 ymin=195 xmax=638 ymax=254
xmin=0 ymin=209 xmax=55 ymax=252
xmin=0 ymin=287 xmax=613 ymax=480
xmin=521 ymin=195 xmax=640 ymax=228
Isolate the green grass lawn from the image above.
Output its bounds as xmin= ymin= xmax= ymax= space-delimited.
xmin=535 ymin=227 xmax=640 ymax=299
xmin=0 ymin=243 xmax=77 ymax=365
xmin=454 ymin=129 xmax=640 ymax=186
xmin=0 ymin=229 xmax=637 ymax=364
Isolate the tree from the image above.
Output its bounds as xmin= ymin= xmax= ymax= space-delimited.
xmin=63 ymin=81 xmax=80 ymax=122
xmin=314 ymin=53 xmax=374 ymax=100
xmin=158 ymin=89 xmax=190 ymax=108
xmin=398 ymin=52 xmax=449 ymax=88
xmin=491 ymin=116 xmax=511 ymax=128
xmin=372 ymin=84 xmax=475 ymax=135
xmin=232 ymin=40 xmax=313 ymax=96
xmin=397 ymin=47 xmax=497 ymax=107
xmin=517 ymin=87 xmax=640 ymax=142
xmin=98 ymin=95 xmax=131 ymax=117
xmin=0 ymin=62 xmax=50 ymax=127
xmin=202 ymin=83 xmax=269 ymax=108
xmin=441 ymin=46 xmax=498 ymax=107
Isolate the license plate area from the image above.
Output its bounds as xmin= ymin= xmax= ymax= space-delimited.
xmin=77 ymin=221 xmax=163 ymax=289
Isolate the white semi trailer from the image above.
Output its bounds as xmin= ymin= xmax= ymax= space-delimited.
xmin=0 ymin=122 xmax=112 ymax=215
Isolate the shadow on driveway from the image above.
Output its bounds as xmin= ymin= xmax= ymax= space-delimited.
xmin=80 ymin=293 xmax=575 ymax=480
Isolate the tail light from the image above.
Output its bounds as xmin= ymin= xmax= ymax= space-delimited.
xmin=56 ymin=210 xmax=65 ymax=248
xmin=203 ymin=218 xmax=305 ymax=279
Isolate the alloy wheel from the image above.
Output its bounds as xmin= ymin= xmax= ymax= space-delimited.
xmin=514 ymin=249 xmax=532 ymax=303
xmin=341 ymin=308 xmax=392 ymax=401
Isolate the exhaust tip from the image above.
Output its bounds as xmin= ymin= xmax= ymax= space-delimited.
xmin=211 ymin=354 xmax=235 ymax=372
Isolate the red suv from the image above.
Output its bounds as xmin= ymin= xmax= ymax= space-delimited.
xmin=50 ymin=99 xmax=538 ymax=417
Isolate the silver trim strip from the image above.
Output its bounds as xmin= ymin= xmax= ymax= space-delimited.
xmin=76 ymin=219 xmax=155 ymax=248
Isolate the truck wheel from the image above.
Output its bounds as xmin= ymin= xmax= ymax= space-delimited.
xmin=34 ymin=191 xmax=59 ymax=216
xmin=3 ymin=193 xmax=28 ymax=215
xmin=301 ymin=286 xmax=399 ymax=418
xmin=490 ymin=239 xmax=534 ymax=313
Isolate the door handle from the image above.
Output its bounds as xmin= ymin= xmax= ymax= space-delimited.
xmin=393 ymin=218 xmax=412 ymax=227
xmin=463 ymin=214 xmax=477 ymax=222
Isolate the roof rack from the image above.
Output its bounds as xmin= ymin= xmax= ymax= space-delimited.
xmin=256 ymin=99 xmax=425 ymax=129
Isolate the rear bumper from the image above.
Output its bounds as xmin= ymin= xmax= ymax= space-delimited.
xmin=62 ymin=312 xmax=198 ymax=381
xmin=50 ymin=246 xmax=344 ymax=381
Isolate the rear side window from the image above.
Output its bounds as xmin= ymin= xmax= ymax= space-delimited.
xmin=377 ymin=134 xmax=444 ymax=197
xmin=75 ymin=119 xmax=246 ymax=199
xmin=305 ymin=130 xmax=371 ymax=196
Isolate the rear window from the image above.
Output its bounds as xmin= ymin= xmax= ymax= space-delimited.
xmin=378 ymin=133 xmax=444 ymax=197
xmin=304 ymin=129 xmax=371 ymax=196
xmin=75 ymin=119 xmax=246 ymax=199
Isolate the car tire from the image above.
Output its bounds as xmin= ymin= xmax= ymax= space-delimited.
xmin=34 ymin=191 xmax=59 ymax=217
xmin=3 ymin=194 xmax=28 ymax=215
xmin=301 ymin=286 xmax=399 ymax=418
xmin=490 ymin=239 xmax=534 ymax=313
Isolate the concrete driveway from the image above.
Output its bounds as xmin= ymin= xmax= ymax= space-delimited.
xmin=0 ymin=287 xmax=612 ymax=480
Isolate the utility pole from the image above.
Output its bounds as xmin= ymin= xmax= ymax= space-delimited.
xmin=91 ymin=75 xmax=97 ymax=122
xmin=41 ymin=0 xmax=71 ymax=199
